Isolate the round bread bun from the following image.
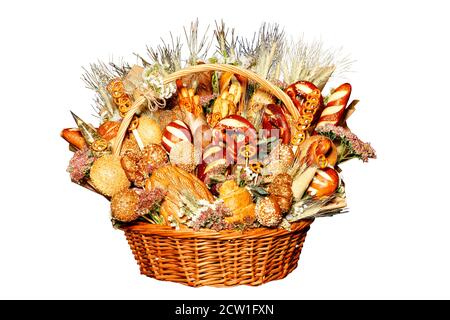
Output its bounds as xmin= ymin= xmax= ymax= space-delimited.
xmin=255 ymin=196 xmax=282 ymax=227
xmin=263 ymin=144 xmax=295 ymax=182
xmin=90 ymin=154 xmax=130 ymax=196
xmin=110 ymin=189 xmax=139 ymax=222
xmin=136 ymin=116 xmax=162 ymax=146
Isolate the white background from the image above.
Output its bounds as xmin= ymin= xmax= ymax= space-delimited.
xmin=1 ymin=0 xmax=449 ymax=299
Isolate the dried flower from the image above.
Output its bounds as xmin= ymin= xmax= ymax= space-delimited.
xmin=142 ymin=65 xmax=176 ymax=99
xmin=135 ymin=188 xmax=166 ymax=216
xmin=243 ymin=166 xmax=258 ymax=181
xmin=189 ymin=200 xmax=233 ymax=231
xmin=67 ymin=147 xmax=96 ymax=183
xmin=316 ymin=124 xmax=376 ymax=163
xmin=175 ymin=192 xmax=233 ymax=231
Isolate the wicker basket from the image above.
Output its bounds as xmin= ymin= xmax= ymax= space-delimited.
xmin=122 ymin=219 xmax=313 ymax=287
xmin=115 ymin=64 xmax=312 ymax=287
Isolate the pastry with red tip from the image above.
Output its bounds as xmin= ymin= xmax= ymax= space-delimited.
xmin=317 ymin=83 xmax=352 ymax=128
xmin=162 ymin=120 xmax=192 ymax=153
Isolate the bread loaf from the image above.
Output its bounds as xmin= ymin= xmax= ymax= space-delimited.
xmin=146 ymin=165 xmax=213 ymax=225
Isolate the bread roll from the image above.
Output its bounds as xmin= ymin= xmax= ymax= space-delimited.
xmin=268 ymin=173 xmax=293 ymax=213
xmin=142 ymin=144 xmax=168 ymax=172
xmin=297 ymin=135 xmax=337 ymax=168
xmin=111 ymin=189 xmax=139 ymax=222
xmin=120 ymin=135 xmax=141 ymax=156
xmin=136 ymin=116 xmax=162 ymax=146
xmin=255 ymin=196 xmax=282 ymax=227
xmin=169 ymin=141 xmax=201 ymax=173
xmin=263 ymin=143 xmax=295 ymax=182
xmin=307 ymin=168 xmax=339 ymax=198
xmin=90 ymin=155 xmax=130 ymax=197
xmin=317 ymin=83 xmax=352 ymax=127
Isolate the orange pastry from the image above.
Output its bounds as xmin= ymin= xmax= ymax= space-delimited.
xmin=307 ymin=168 xmax=339 ymax=198
xmin=219 ymin=180 xmax=256 ymax=225
xmin=61 ymin=128 xmax=86 ymax=150
xmin=98 ymin=121 xmax=120 ymax=141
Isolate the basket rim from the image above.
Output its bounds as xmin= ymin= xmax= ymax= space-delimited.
xmin=119 ymin=218 xmax=313 ymax=240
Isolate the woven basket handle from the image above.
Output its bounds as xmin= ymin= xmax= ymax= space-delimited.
xmin=112 ymin=63 xmax=298 ymax=156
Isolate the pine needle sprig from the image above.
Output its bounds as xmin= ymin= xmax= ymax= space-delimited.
xmin=109 ymin=60 xmax=132 ymax=78
xmin=81 ymin=61 xmax=118 ymax=118
xmin=81 ymin=62 xmax=113 ymax=91
xmin=213 ymin=20 xmax=239 ymax=64
xmin=239 ymin=23 xmax=285 ymax=80
xmin=146 ymin=33 xmax=182 ymax=73
xmin=184 ymin=19 xmax=212 ymax=65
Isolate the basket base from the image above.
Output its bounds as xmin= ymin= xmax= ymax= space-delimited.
xmin=122 ymin=220 xmax=313 ymax=287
